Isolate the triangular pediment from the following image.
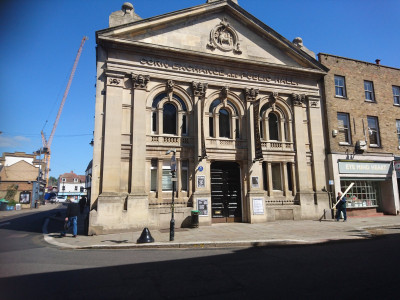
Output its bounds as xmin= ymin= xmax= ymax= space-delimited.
xmin=0 ymin=161 xmax=38 ymax=181
xmin=98 ymin=1 xmax=327 ymax=72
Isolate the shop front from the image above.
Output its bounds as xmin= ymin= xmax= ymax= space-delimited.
xmin=329 ymin=155 xmax=400 ymax=216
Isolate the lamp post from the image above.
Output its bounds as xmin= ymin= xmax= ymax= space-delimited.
xmin=166 ymin=149 xmax=176 ymax=241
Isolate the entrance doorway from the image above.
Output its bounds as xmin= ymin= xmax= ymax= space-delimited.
xmin=211 ymin=161 xmax=242 ymax=223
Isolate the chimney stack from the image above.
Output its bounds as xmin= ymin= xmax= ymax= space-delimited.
xmin=375 ymin=59 xmax=381 ymax=65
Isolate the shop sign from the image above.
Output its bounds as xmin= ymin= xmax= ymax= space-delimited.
xmin=338 ymin=161 xmax=391 ymax=175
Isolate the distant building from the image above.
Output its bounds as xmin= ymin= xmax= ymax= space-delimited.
xmin=85 ymin=160 xmax=92 ymax=204
xmin=0 ymin=152 xmax=45 ymax=208
xmin=58 ymin=171 xmax=87 ymax=201
xmin=318 ymin=53 xmax=400 ymax=216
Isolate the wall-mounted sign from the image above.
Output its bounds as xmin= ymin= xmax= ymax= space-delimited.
xmin=329 ymin=180 xmax=334 ymax=185
xmin=394 ymin=161 xmax=400 ymax=171
xmin=197 ymin=175 xmax=205 ymax=188
xmin=198 ymin=166 xmax=204 ymax=172
xmin=338 ymin=161 xmax=391 ymax=175
xmin=252 ymin=198 xmax=264 ymax=215
xmin=251 ymin=176 xmax=259 ymax=188
xmin=197 ymin=198 xmax=208 ymax=216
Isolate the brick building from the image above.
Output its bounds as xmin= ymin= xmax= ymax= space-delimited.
xmin=0 ymin=152 xmax=45 ymax=208
xmin=318 ymin=53 xmax=400 ymax=216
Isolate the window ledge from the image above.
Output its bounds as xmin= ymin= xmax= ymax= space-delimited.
xmin=334 ymin=96 xmax=348 ymax=100
xmin=364 ymin=100 xmax=377 ymax=103
xmin=339 ymin=142 xmax=352 ymax=146
xmin=369 ymin=144 xmax=381 ymax=148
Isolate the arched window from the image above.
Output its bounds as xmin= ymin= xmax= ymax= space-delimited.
xmin=268 ymin=112 xmax=279 ymax=140
xmin=208 ymin=99 xmax=240 ymax=139
xmin=163 ymin=103 xmax=177 ymax=134
xmin=151 ymin=92 xmax=188 ymax=136
xmin=219 ymin=109 xmax=230 ymax=138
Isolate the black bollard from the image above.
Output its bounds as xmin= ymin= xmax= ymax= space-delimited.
xmin=136 ymin=228 xmax=155 ymax=244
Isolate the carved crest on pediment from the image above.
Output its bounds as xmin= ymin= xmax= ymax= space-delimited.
xmin=207 ymin=18 xmax=242 ymax=54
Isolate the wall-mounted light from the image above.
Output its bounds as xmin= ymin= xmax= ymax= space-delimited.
xmin=332 ymin=129 xmax=338 ymax=137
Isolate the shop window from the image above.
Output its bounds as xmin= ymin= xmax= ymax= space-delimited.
xmin=334 ymin=75 xmax=347 ymax=98
xmin=341 ymin=180 xmax=380 ymax=208
xmin=271 ymin=163 xmax=282 ymax=190
xmin=393 ymin=86 xmax=400 ymax=105
xmin=364 ymin=80 xmax=375 ymax=102
xmin=367 ymin=116 xmax=380 ymax=147
xmin=337 ymin=112 xmax=351 ymax=144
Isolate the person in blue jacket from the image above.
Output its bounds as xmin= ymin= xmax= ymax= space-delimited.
xmin=335 ymin=191 xmax=347 ymax=222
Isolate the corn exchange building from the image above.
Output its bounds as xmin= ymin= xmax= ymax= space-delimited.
xmin=90 ymin=0 xmax=330 ymax=234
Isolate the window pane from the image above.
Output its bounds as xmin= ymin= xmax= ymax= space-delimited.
xmin=151 ymin=169 xmax=157 ymax=191
xmin=209 ymin=117 xmax=214 ymax=137
xmin=163 ymin=103 xmax=177 ymax=134
xmin=182 ymin=115 xmax=187 ymax=135
xmin=271 ymin=163 xmax=282 ymax=190
xmin=268 ymin=113 xmax=279 ymax=140
xmin=162 ymin=170 xmax=172 ymax=191
xmin=393 ymin=86 xmax=400 ymax=105
xmin=367 ymin=116 xmax=380 ymax=145
xmin=219 ymin=109 xmax=230 ymax=138
xmin=181 ymin=169 xmax=188 ymax=191
xmin=334 ymin=76 xmax=346 ymax=97
xmin=397 ymin=120 xmax=400 ymax=146
xmin=364 ymin=81 xmax=374 ymax=101
xmin=337 ymin=113 xmax=350 ymax=143
xmin=152 ymin=112 xmax=156 ymax=132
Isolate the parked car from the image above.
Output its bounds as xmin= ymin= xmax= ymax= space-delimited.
xmin=50 ymin=196 xmax=67 ymax=203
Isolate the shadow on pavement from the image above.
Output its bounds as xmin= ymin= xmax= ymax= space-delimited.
xmin=0 ymin=233 xmax=399 ymax=299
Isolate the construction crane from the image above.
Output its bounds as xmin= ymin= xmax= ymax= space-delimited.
xmin=41 ymin=36 xmax=88 ymax=185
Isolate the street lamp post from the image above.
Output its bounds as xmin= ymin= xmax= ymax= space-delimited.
xmin=166 ymin=149 xmax=177 ymax=241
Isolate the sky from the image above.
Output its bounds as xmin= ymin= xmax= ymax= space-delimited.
xmin=1 ymin=0 xmax=399 ymax=179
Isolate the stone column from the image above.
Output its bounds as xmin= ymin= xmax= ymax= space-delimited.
xmin=101 ymin=75 xmax=124 ymax=192
xmin=192 ymin=81 xmax=208 ymax=164
xmin=307 ymin=96 xmax=326 ymax=191
xmin=282 ymin=162 xmax=289 ymax=196
xmin=267 ymin=162 xmax=273 ymax=196
xmin=129 ymin=74 xmax=150 ymax=195
xmin=291 ymin=94 xmax=309 ymax=192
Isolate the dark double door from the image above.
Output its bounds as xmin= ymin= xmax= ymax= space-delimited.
xmin=211 ymin=162 xmax=242 ymax=223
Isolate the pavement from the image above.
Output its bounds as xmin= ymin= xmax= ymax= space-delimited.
xmin=2 ymin=204 xmax=400 ymax=250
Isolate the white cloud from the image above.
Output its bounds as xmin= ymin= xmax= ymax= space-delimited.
xmin=0 ymin=135 xmax=31 ymax=147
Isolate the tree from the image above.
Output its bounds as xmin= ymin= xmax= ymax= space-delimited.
xmin=48 ymin=176 xmax=58 ymax=187
xmin=5 ymin=184 xmax=18 ymax=202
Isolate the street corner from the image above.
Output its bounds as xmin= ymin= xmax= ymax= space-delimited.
xmin=43 ymin=232 xmax=81 ymax=249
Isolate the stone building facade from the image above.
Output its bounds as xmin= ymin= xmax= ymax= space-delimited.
xmin=318 ymin=53 xmax=400 ymax=216
xmin=90 ymin=0 xmax=330 ymax=234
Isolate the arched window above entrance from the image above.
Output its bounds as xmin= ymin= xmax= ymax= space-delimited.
xmin=208 ymin=99 xmax=240 ymax=139
xmin=268 ymin=112 xmax=279 ymax=140
xmin=151 ymin=92 xmax=188 ymax=136
xmin=163 ymin=103 xmax=177 ymax=134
